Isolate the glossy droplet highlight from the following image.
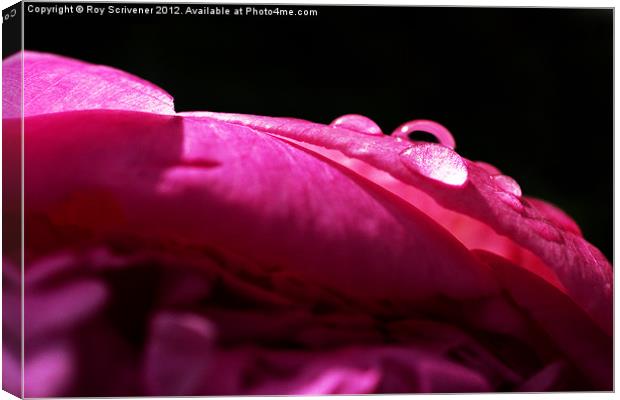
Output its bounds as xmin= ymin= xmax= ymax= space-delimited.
xmin=392 ymin=119 xmax=456 ymax=149
xmin=493 ymin=174 xmax=522 ymax=197
xmin=329 ymin=114 xmax=383 ymax=136
xmin=399 ymin=143 xmax=468 ymax=186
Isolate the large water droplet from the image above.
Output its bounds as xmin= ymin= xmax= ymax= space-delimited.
xmin=330 ymin=114 xmax=383 ymax=136
xmin=399 ymin=143 xmax=468 ymax=186
xmin=392 ymin=119 xmax=456 ymax=149
xmin=493 ymin=175 xmax=522 ymax=197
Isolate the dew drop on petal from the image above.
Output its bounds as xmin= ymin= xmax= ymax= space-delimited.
xmin=392 ymin=119 xmax=456 ymax=149
xmin=399 ymin=143 xmax=468 ymax=186
xmin=329 ymin=114 xmax=383 ymax=136
xmin=493 ymin=174 xmax=522 ymax=197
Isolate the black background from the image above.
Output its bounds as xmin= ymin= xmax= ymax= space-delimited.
xmin=19 ymin=4 xmax=613 ymax=259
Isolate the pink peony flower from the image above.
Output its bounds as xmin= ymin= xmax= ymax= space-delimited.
xmin=2 ymin=51 xmax=612 ymax=396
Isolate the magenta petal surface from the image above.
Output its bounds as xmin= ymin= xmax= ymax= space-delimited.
xmin=17 ymin=110 xmax=497 ymax=308
xmin=143 ymin=312 xmax=216 ymax=395
xmin=3 ymin=51 xmax=175 ymax=118
xmin=4 ymin=51 xmax=612 ymax=395
xmin=475 ymin=250 xmax=612 ymax=390
xmin=187 ymin=111 xmax=611 ymax=334
xmin=525 ymin=197 xmax=582 ymax=236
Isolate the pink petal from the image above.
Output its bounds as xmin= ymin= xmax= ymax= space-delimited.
xmin=143 ymin=312 xmax=216 ymax=395
xmin=263 ymin=365 xmax=381 ymax=395
xmin=147 ymin=340 xmax=493 ymax=394
xmin=218 ymin=347 xmax=491 ymax=394
xmin=188 ymin=112 xmax=611 ymax=334
xmin=25 ymin=279 xmax=107 ymax=339
xmin=2 ymin=52 xmax=22 ymax=119
xmin=474 ymin=250 xmax=612 ymax=390
xmin=6 ymin=52 xmax=611 ymax=395
xmin=2 ymin=118 xmax=22 ymax=260
xmin=2 ymin=343 xmax=21 ymax=397
xmin=24 ymin=345 xmax=75 ymax=397
xmin=3 ymin=51 xmax=174 ymax=118
xmin=517 ymin=361 xmax=570 ymax=392
xmin=16 ymin=110 xmax=498 ymax=313
xmin=525 ymin=197 xmax=582 ymax=236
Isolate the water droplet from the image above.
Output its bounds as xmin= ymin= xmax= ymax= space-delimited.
xmin=399 ymin=143 xmax=468 ymax=186
xmin=330 ymin=114 xmax=383 ymax=136
xmin=493 ymin=175 xmax=522 ymax=197
xmin=392 ymin=119 xmax=456 ymax=149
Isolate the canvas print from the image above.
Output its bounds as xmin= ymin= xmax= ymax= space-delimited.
xmin=1 ymin=2 xmax=613 ymax=397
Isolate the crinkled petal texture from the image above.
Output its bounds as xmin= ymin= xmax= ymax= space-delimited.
xmin=2 ymin=51 xmax=612 ymax=396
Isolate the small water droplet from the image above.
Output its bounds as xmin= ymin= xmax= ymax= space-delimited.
xmin=493 ymin=175 xmax=522 ymax=197
xmin=399 ymin=143 xmax=468 ymax=186
xmin=392 ymin=119 xmax=456 ymax=149
xmin=330 ymin=114 xmax=383 ymax=136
